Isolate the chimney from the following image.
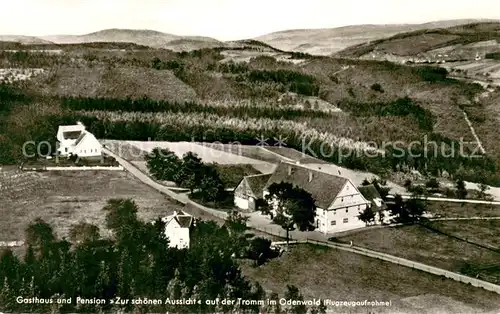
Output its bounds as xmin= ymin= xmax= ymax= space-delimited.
xmin=308 ymin=171 xmax=313 ymax=182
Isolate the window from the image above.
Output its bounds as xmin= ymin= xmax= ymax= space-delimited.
xmin=330 ymin=220 xmax=336 ymax=226
xmin=343 ymin=218 xmax=349 ymax=224
xmin=358 ymin=205 xmax=360 ymax=210
xmin=346 ymin=208 xmax=349 ymax=213
xmin=341 ymin=198 xmax=344 ymax=202
xmin=65 ymin=147 xmax=68 ymax=152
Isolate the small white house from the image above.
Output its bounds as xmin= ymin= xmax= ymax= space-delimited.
xmin=56 ymin=122 xmax=102 ymax=157
xmin=161 ymin=211 xmax=194 ymax=249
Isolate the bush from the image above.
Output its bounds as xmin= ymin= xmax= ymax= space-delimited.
xmin=370 ymin=83 xmax=384 ymax=93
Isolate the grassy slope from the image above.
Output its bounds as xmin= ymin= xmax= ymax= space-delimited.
xmin=241 ymin=244 xmax=500 ymax=313
xmin=254 ymin=19 xmax=495 ymax=55
xmin=0 ymin=170 xmax=186 ymax=241
xmin=337 ymin=22 xmax=500 ymax=58
xmin=338 ymin=223 xmax=500 ymax=284
xmin=31 ymin=65 xmax=198 ymax=103
xmin=3 ymin=45 xmax=499 ymax=182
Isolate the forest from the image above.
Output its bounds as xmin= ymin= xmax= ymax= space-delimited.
xmin=0 ymin=199 xmax=321 ymax=313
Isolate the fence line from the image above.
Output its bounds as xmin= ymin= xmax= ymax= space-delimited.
xmin=302 ymin=238 xmax=500 ymax=295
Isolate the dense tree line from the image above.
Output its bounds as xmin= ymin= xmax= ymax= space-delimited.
xmin=145 ymin=149 xmax=226 ymax=203
xmin=2 ymin=109 xmax=499 ymax=186
xmin=0 ymin=51 xmax=69 ymax=68
xmin=485 ymin=52 xmax=500 ymax=60
xmin=242 ymin=70 xmax=320 ymax=96
xmin=0 ymin=200 xmax=317 ymax=313
xmin=60 ymin=96 xmax=331 ymax=119
xmin=339 ymin=97 xmax=434 ymax=131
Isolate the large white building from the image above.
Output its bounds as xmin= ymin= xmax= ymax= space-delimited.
xmin=235 ymin=161 xmax=389 ymax=233
xmin=56 ymin=122 xmax=102 ymax=158
xmin=161 ymin=211 xmax=194 ymax=249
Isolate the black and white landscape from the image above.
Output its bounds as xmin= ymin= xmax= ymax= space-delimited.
xmin=1 ymin=1 xmax=500 ymax=313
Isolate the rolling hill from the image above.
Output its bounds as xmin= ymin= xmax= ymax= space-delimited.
xmin=0 ymin=35 xmax=54 ymax=45
xmin=39 ymin=28 xmax=223 ymax=50
xmin=336 ymin=22 xmax=500 ymax=62
xmin=254 ymin=19 xmax=499 ymax=56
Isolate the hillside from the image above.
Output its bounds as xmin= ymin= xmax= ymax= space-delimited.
xmin=2 ymin=41 xmax=500 ymax=188
xmin=40 ymin=28 xmax=223 ymax=50
xmin=254 ymin=19 xmax=498 ymax=56
xmin=0 ymin=35 xmax=54 ymax=45
xmin=337 ymin=22 xmax=500 ymax=62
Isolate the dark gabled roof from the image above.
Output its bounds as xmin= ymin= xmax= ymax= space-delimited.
xmin=63 ymin=130 xmax=82 ymax=140
xmin=175 ymin=215 xmax=193 ymax=228
xmin=358 ymin=184 xmax=381 ymax=201
xmin=73 ymin=132 xmax=87 ymax=146
xmin=264 ymin=162 xmax=348 ymax=209
xmin=358 ymin=184 xmax=386 ymax=209
xmin=245 ymin=173 xmax=272 ymax=198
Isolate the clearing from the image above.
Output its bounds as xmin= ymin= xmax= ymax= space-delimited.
xmin=426 ymin=201 xmax=500 ymax=218
xmin=125 ymin=141 xmax=273 ymax=166
xmin=0 ymin=169 xmax=186 ymax=241
xmin=241 ymin=244 xmax=500 ymax=313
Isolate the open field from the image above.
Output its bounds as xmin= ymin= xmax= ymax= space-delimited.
xmin=429 ymin=220 xmax=500 ymax=248
xmin=426 ymin=201 xmax=500 ymax=218
xmin=241 ymin=244 xmax=500 ymax=313
xmin=0 ymin=169 xmax=186 ymax=241
xmin=126 ymin=141 xmax=274 ymax=166
xmin=338 ymin=224 xmax=500 ymax=284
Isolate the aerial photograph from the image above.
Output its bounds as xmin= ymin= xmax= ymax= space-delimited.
xmin=1 ymin=0 xmax=500 ymax=313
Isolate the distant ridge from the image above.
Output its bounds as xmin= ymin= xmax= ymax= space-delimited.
xmin=39 ymin=28 xmax=222 ymax=49
xmin=254 ymin=19 xmax=500 ymax=55
xmin=0 ymin=35 xmax=54 ymax=45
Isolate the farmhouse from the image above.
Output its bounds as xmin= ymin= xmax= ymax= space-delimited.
xmin=161 ymin=210 xmax=194 ymax=249
xmin=234 ymin=173 xmax=272 ymax=212
xmin=235 ymin=161 xmax=381 ymax=233
xmin=56 ymin=122 xmax=102 ymax=157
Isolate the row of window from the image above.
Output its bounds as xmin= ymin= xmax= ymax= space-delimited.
xmin=79 ymin=148 xmax=99 ymax=154
xmin=331 ymin=218 xmax=349 ymax=225
xmin=333 ymin=205 xmax=363 ymax=214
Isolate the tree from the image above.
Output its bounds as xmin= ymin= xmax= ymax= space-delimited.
xmin=477 ymin=183 xmax=490 ymax=200
xmin=265 ymin=182 xmax=316 ymax=244
xmin=456 ymin=179 xmax=467 ymax=199
xmin=371 ymin=83 xmax=384 ymax=93
xmin=145 ymin=147 xmax=181 ymax=181
xmin=198 ymin=164 xmax=225 ymax=202
xmin=284 ymin=285 xmax=307 ymax=314
xmin=69 ymin=222 xmax=100 ymax=243
xmin=425 ymin=178 xmax=440 ymax=192
xmin=358 ymin=205 xmax=375 ymax=225
xmin=403 ymin=179 xmax=413 ymax=191
xmin=388 ymin=194 xmax=426 ymax=224
xmin=246 ymin=237 xmax=272 ymax=264
xmin=309 ymin=300 xmax=327 ymax=314
xmin=25 ymin=218 xmax=55 ymax=257
xmin=174 ymin=152 xmax=204 ymax=193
